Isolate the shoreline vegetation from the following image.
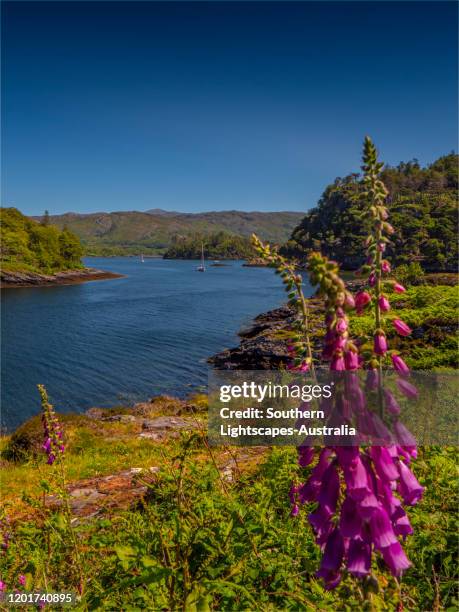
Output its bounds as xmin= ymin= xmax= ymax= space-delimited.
xmin=0 ymin=267 xmax=124 ymax=289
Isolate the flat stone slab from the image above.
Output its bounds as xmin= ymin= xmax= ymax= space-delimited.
xmin=141 ymin=416 xmax=192 ymax=431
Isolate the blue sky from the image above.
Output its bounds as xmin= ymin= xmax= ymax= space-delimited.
xmin=2 ymin=1 xmax=457 ymax=216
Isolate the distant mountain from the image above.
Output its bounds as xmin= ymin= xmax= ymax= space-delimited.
xmin=32 ymin=210 xmax=304 ymax=256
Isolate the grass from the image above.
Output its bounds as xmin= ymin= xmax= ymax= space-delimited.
xmin=1 ymin=432 xmax=457 ymax=610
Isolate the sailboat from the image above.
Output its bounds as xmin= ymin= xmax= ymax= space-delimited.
xmin=197 ymin=243 xmax=205 ymax=272
xmin=140 ymin=254 xmax=145 ymax=263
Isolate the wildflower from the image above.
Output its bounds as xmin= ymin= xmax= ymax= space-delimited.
xmin=381 ymin=260 xmax=391 ymax=274
xmin=384 ymin=389 xmax=400 ymax=415
xmin=0 ymin=580 xmax=5 ymax=591
xmin=344 ymin=349 xmax=359 ymax=370
xmin=393 ymin=283 xmax=406 ymax=293
xmin=355 ymin=291 xmax=371 ymax=309
xmin=344 ymin=292 xmax=355 ymax=309
xmin=393 ymin=319 xmax=412 ymax=336
xmin=396 ymin=378 xmax=418 ymax=399
xmin=18 ymin=575 xmax=26 ymax=587
xmin=38 ymin=385 xmax=65 ymax=466
xmin=378 ymin=295 xmax=390 ymax=312
xmin=365 ymin=368 xmax=379 ymax=390
xmin=391 ymin=354 xmax=410 ymax=375
xmin=330 ymin=351 xmax=345 ymax=371
xmin=380 ymin=542 xmax=411 ymax=576
xmin=397 ymin=461 xmax=424 ymax=505
xmin=347 ymin=538 xmax=371 ymax=577
xmin=373 ymin=332 xmax=387 ymax=356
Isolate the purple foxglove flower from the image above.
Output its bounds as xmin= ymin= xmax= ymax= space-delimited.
xmin=357 ymin=491 xmax=380 ymax=520
xmin=398 ymin=460 xmax=424 ymax=505
xmin=377 ymin=242 xmax=386 ymax=252
xmin=316 ymin=568 xmax=342 ymax=591
xmin=393 ymin=510 xmax=413 ymax=539
xmin=396 ymin=378 xmax=418 ymax=399
xmin=308 ymin=504 xmax=333 ymax=533
xmin=339 ymin=496 xmax=362 ymax=538
xmin=380 ymin=541 xmax=411 ymax=577
xmin=0 ymin=580 xmax=5 ymax=592
xmin=288 ymin=484 xmax=298 ymax=505
xmin=333 ymin=335 xmax=347 ymax=350
xmin=378 ymin=295 xmax=390 ymax=312
xmin=335 ymin=317 xmax=348 ymax=334
xmin=384 ymin=389 xmax=400 ymax=415
xmin=368 ymin=272 xmax=376 ymax=287
xmin=343 ymin=456 xmax=372 ymax=501
xmin=335 ymin=445 xmax=359 ymax=466
xmin=355 ymin=291 xmax=371 ymax=309
xmin=47 ymin=453 xmax=56 ymax=465
xmin=347 ymin=538 xmax=371 ymax=577
xmin=394 ymin=422 xmax=417 ymax=452
xmin=365 ymin=368 xmax=379 ymax=391
xmin=290 ymin=504 xmax=299 ymax=517
xmin=344 ymin=349 xmax=359 ymax=370
xmin=394 ymin=283 xmax=406 ymax=293
xmin=298 ymin=449 xmax=332 ymax=503
xmin=317 ymin=528 xmax=344 ymax=573
xmin=381 ymin=260 xmax=391 ymax=274
xmin=392 ymin=354 xmax=410 ymax=375
xmin=344 ymin=292 xmax=355 ymax=309
xmin=298 ymin=446 xmax=315 ymax=467
xmin=369 ymin=507 xmax=398 ymax=550
xmin=373 ymin=333 xmax=387 ymax=356
xmin=393 ymin=319 xmax=412 ymax=336
xmin=42 ymin=438 xmax=52 ymax=453
xmin=370 ymin=446 xmax=399 ymax=481
xmin=318 ymin=463 xmax=340 ymax=512
xmin=330 ymin=352 xmax=345 ymax=371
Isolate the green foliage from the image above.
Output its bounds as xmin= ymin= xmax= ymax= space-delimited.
xmin=0 ymin=207 xmax=83 ymax=273
xmin=394 ymin=262 xmax=425 ymax=287
xmin=283 ymin=154 xmax=458 ymax=271
xmin=36 ymin=210 xmax=304 ymax=257
xmin=348 ymin=285 xmax=459 ymax=369
xmin=2 ymin=441 xmax=457 ymax=610
xmin=164 ymin=231 xmax=255 ymax=260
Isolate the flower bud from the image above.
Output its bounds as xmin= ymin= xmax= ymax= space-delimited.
xmin=378 ymin=295 xmax=390 ymax=312
xmin=393 ymin=319 xmax=412 ymax=337
xmin=373 ymin=332 xmax=387 ymax=355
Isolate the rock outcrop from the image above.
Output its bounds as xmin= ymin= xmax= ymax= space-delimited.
xmin=1 ymin=267 xmax=123 ymax=288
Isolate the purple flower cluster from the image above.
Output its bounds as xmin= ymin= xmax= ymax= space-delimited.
xmin=300 ymin=248 xmax=423 ymax=587
xmin=290 ymin=443 xmax=423 ymax=588
xmin=38 ymin=384 xmax=65 ymax=465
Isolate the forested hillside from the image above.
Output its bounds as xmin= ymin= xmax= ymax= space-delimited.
xmin=36 ymin=210 xmax=304 ymax=256
xmin=0 ymin=208 xmax=83 ymax=273
xmin=163 ymin=232 xmax=254 ymax=259
xmin=282 ymin=153 xmax=458 ymax=270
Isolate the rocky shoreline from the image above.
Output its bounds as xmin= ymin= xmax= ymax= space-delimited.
xmin=208 ymin=299 xmax=325 ymax=369
xmin=1 ymin=267 xmax=124 ymax=288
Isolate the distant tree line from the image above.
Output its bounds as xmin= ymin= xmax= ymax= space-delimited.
xmin=163 ymin=231 xmax=256 ymax=259
xmin=0 ymin=207 xmax=84 ymax=273
xmin=282 ymin=153 xmax=458 ymax=271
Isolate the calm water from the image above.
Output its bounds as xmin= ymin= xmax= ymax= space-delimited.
xmin=1 ymin=258 xmax=312 ymax=430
